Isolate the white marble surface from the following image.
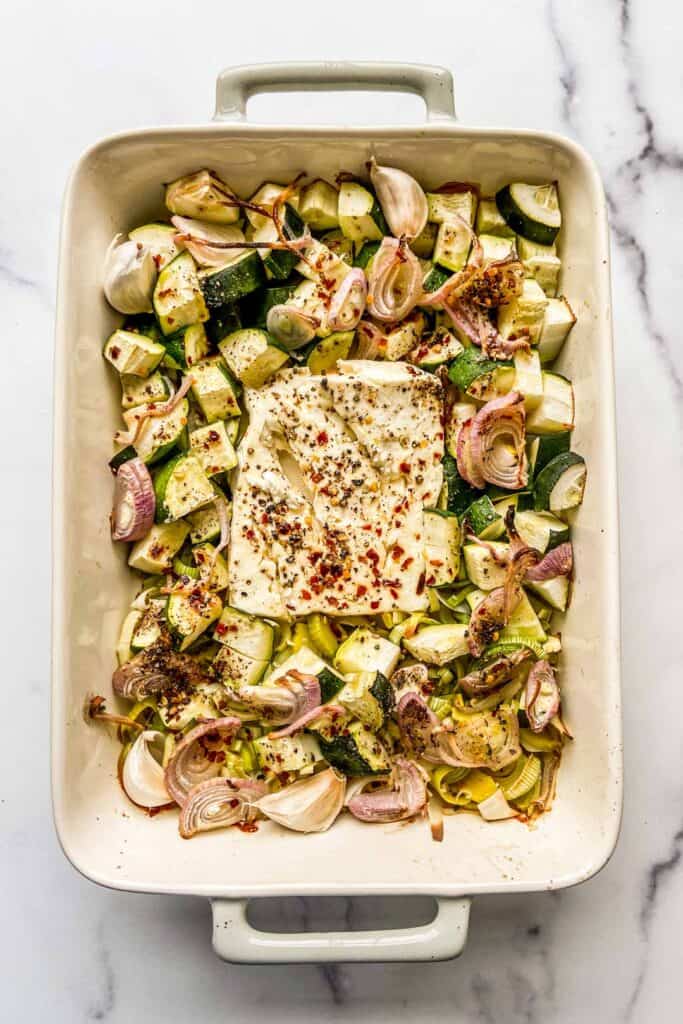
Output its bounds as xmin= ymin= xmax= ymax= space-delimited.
xmin=1 ymin=0 xmax=681 ymax=1019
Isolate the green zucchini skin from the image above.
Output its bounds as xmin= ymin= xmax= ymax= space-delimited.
xmin=530 ymin=432 xmax=571 ymax=478
xmin=422 ymin=263 xmax=451 ymax=293
xmin=314 ymin=733 xmax=380 ymax=776
xmin=317 ymin=668 xmax=345 ymax=704
xmin=495 ymin=185 xmax=560 ymax=245
xmin=206 ymin=303 xmax=242 ymax=346
xmin=108 ymin=445 xmax=137 ymax=473
xmin=442 ymin=453 xmax=481 ymax=517
xmin=533 ymin=451 xmax=586 ymax=511
xmin=200 ymin=251 xmax=266 ymax=307
xmin=240 ymin=281 xmax=300 ymax=329
xmin=448 ymin=348 xmax=512 ymax=391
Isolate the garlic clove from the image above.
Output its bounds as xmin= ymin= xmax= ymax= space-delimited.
xmin=255 ymin=768 xmax=346 ymax=833
xmin=477 ymin=788 xmax=518 ymax=821
xmin=369 ymin=157 xmax=429 ymax=240
xmin=121 ymin=730 xmax=170 ymax=808
xmin=103 ymin=235 xmax=157 ymax=315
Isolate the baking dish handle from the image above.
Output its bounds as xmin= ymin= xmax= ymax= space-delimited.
xmin=214 ymin=62 xmax=456 ymax=124
xmin=211 ymin=896 xmax=470 ymax=964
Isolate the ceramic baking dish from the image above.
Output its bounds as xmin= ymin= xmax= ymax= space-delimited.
xmin=52 ymin=62 xmax=622 ymax=964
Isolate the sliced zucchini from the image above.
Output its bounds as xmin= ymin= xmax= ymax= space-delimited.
xmin=496 ymin=183 xmax=562 ymax=245
xmin=266 ymin=645 xmax=328 ymax=683
xmin=166 ymin=587 xmax=222 ymax=651
xmin=249 ymin=203 xmax=304 ymax=280
xmin=165 ymin=323 xmax=211 ymax=370
xmin=448 ymin=347 xmax=513 ymax=394
xmin=475 ymin=198 xmax=515 ymax=238
xmin=497 ymin=278 xmax=548 ymax=345
xmin=131 ymin=606 xmax=164 ymax=652
xmin=298 ymin=179 xmax=340 ymax=230
xmin=240 ymin=283 xmax=299 ymax=330
xmin=334 ymin=628 xmax=401 ymax=678
xmin=254 ymin=734 xmax=323 ymax=773
xmin=411 ymin=221 xmax=439 ymax=258
xmin=527 ymin=432 xmax=571 ymax=478
xmin=440 ymin=453 xmax=481 ymax=517
xmin=128 ymin=521 xmax=190 ymax=574
xmin=464 ymin=495 xmax=504 ymax=540
xmin=537 ymin=297 xmax=576 ymax=364
xmin=354 ymin=239 xmax=381 ymax=270
xmin=424 ymin=509 xmax=460 ymax=586
xmin=501 ymin=591 xmax=546 ymax=642
xmin=421 ymin=262 xmax=451 ymax=295
xmin=153 ymin=251 xmax=209 ymax=336
xmin=189 ymin=421 xmax=237 ymax=476
xmin=383 ymin=311 xmax=425 ymax=360
xmin=120 ymin=372 xmax=170 ymax=411
xmin=126 ymin=398 xmax=188 ymax=465
xmin=206 ymin=302 xmax=242 ymax=346
xmin=187 ymin=500 xmax=226 ymax=545
xmin=526 ymin=575 xmax=570 ymax=612
xmin=403 ymin=623 xmax=469 ymax=665
xmin=104 ymin=329 xmax=165 ymax=377
xmin=517 ymin=236 xmax=561 ymax=297
xmin=213 ymin=606 xmax=275 ymax=661
xmin=153 ymin=453 xmax=215 ymax=523
xmin=218 ymin=327 xmax=289 ymax=387
xmin=129 ymin=222 xmax=180 ymax=270
xmin=212 ymin=643 xmax=268 ymax=687
xmin=165 ymin=169 xmax=240 ymax=225
xmin=514 ymin=510 xmax=570 ymax=553
xmin=408 ymin=327 xmax=463 ymax=370
xmin=306 ymin=331 xmax=355 ymax=373
xmin=526 ymin=372 xmax=575 ymax=434
xmin=426 ymin=189 xmax=477 ymax=226
xmin=314 ymin=721 xmax=390 ymax=776
xmin=473 ymin=234 xmax=516 ymax=263
xmin=337 ymin=671 xmax=395 ymax=730
xmin=533 ymin=451 xmax=586 ymax=513
xmin=433 ymin=219 xmax=472 ymax=272
xmin=463 ymin=542 xmax=509 ymax=590
xmin=199 ymin=251 xmax=266 ymax=307
xmin=287 ymin=279 xmax=331 ymax=338
xmin=319 ymin=229 xmax=354 ymax=264
xmin=109 ymin=445 xmax=137 ymax=473
xmin=338 ymin=181 xmax=387 ymax=241
xmin=513 ymin=349 xmax=544 ymax=410
xmin=190 ymin=357 xmax=241 ymax=422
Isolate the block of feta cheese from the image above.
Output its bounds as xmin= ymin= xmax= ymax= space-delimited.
xmin=228 ymin=360 xmax=444 ymax=618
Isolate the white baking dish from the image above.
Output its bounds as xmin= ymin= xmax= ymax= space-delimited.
xmin=52 ymin=62 xmax=622 ymax=964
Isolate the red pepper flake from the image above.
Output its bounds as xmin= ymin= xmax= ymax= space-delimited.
xmin=399 ymin=461 xmax=410 ymax=474
xmin=301 ymin=589 xmax=312 ymax=600
xmin=316 ymin=430 xmax=329 ymax=445
xmin=208 ymin=430 xmax=220 ymax=442
xmin=416 ymin=571 xmax=426 ymax=595
xmin=390 ymin=588 xmax=399 ymax=599
xmin=356 ymin=584 xmax=368 ymax=597
xmin=370 ymin=600 xmax=380 ymax=610
xmin=245 ymin=528 xmax=255 ymax=541
xmin=391 ymin=546 xmax=405 ymax=561
xmin=400 ymin=557 xmax=415 ymax=571
xmin=367 ymin=549 xmax=380 ymax=566
xmin=362 ymin=524 xmax=373 ymax=532
xmin=110 ymin=346 xmax=120 ymax=360
xmin=215 ymin=623 xmax=228 ymax=636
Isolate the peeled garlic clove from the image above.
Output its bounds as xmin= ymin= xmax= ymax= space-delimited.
xmin=369 ymin=157 xmax=428 ymax=240
xmin=103 ymin=235 xmax=157 ymax=315
xmin=255 ymin=768 xmax=346 ymax=833
xmin=477 ymin=788 xmax=517 ymax=821
xmin=122 ymin=730 xmax=170 ymax=808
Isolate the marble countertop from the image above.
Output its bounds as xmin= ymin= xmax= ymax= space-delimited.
xmin=2 ymin=0 xmax=680 ymax=1019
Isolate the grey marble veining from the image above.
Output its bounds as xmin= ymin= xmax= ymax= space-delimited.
xmin=1 ymin=0 xmax=681 ymax=1021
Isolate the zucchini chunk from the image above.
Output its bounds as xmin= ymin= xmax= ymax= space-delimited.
xmin=298 ymin=179 xmax=340 ymax=230
xmin=240 ymin=282 xmax=300 ymax=330
xmin=409 ymin=327 xmax=463 ymax=370
xmin=319 ymin=229 xmax=354 ymax=264
xmin=463 ymin=496 xmax=504 ymax=540
xmin=153 ymin=251 xmax=209 ymax=336
xmin=514 ymin=510 xmax=570 ymax=553
xmin=338 ymin=181 xmax=388 ymax=241
xmin=526 ymin=372 xmax=575 ymax=434
xmin=527 ymin=432 xmax=571 ymax=478
xmin=424 ymin=509 xmax=460 ymax=585
xmin=245 ymin=182 xmax=297 ymax=231
xmin=192 ymin=544 xmax=229 ymax=592
xmin=199 ymin=251 xmax=266 ymax=307
xmin=526 ymin=575 xmax=571 ymax=612
xmin=189 ymin=421 xmax=237 ymax=476
xmin=306 ymin=331 xmax=355 ymax=373
xmin=120 ymin=371 xmax=170 ymax=410
xmin=475 ymin=198 xmax=516 ymax=238
xmin=249 ymin=203 xmax=305 ymax=280
xmin=128 ymin=521 xmax=190 ymax=574
xmin=337 ymin=671 xmax=395 ymax=730
xmin=463 ymin=542 xmax=510 ymax=590
xmin=533 ymin=451 xmax=587 ymax=513
xmin=213 ymin=606 xmax=275 ymax=661
xmin=334 ymin=628 xmax=401 ymax=677
xmin=382 ymin=311 xmax=426 ymax=361
xmin=403 ymin=624 xmax=470 ymax=665
xmin=537 ymin=297 xmax=576 ymax=364
xmin=411 ymin=221 xmax=439 ymax=258
xmin=314 ymin=721 xmax=391 ymax=776
xmin=219 ymin=328 xmax=289 ymax=387
xmin=125 ymin=398 xmax=189 ymax=465
xmin=104 ymin=329 xmax=165 ymax=377
xmin=517 ymin=236 xmax=561 ymax=297
xmin=448 ymin=347 xmax=513 ymax=394
xmin=153 ymin=453 xmax=215 ymax=522
xmin=166 ymin=586 xmax=222 ymax=651
xmin=496 ymin=183 xmax=562 ymax=245
xmin=254 ymin=734 xmax=323 ymax=772
xmin=513 ymin=349 xmax=544 ymax=410
xmin=190 ymin=357 xmax=241 ymax=422
xmin=129 ymin=222 xmax=181 ymax=270
xmin=473 ymin=233 xmax=517 ymax=263
xmin=116 ymin=610 xmax=141 ymax=665
xmin=187 ymin=500 xmax=227 ymax=545
xmin=439 ymin=453 xmax=481 ymax=517
xmin=497 ymin=278 xmax=548 ymax=345
xmin=162 ymin=323 xmax=211 ymax=370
